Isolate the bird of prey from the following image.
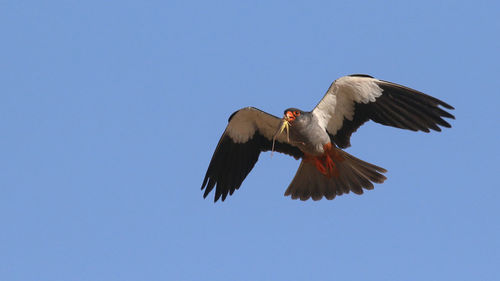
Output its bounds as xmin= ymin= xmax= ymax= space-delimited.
xmin=201 ymin=74 xmax=454 ymax=202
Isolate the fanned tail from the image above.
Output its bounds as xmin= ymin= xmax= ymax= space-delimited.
xmin=285 ymin=148 xmax=387 ymax=201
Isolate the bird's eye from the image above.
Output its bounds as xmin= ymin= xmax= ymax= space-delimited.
xmin=294 ymin=111 xmax=300 ymax=116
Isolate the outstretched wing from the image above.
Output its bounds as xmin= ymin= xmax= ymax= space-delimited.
xmin=201 ymin=107 xmax=303 ymax=202
xmin=312 ymin=74 xmax=455 ymax=148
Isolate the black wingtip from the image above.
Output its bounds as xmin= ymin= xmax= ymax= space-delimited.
xmin=439 ymin=101 xmax=455 ymax=110
xmin=203 ymin=188 xmax=210 ymax=199
xmin=201 ymin=175 xmax=208 ymax=190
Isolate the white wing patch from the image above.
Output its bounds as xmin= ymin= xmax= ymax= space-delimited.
xmin=226 ymin=108 xmax=257 ymax=143
xmin=226 ymin=107 xmax=284 ymax=143
xmin=312 ymin=76 xmax=383 ymax=135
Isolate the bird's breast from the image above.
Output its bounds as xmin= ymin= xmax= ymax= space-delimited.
xmin=289 ymin=122 xmax=330 ymax=156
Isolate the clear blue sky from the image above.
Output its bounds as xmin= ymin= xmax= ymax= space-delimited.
xmin=1 ymin=1 xmax=499 ymax=280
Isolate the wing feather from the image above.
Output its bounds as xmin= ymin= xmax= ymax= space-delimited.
xmin=313 ymin=75 xmax=455 ymax=148
xmin=201 ymin=107 xmax=303 ymax=202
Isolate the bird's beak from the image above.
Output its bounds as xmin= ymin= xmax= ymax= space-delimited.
xmin=285 ymin=111 xmax=295 ymax=122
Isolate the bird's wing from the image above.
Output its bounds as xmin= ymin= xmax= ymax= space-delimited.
xmin=201 ymin=107 xmax=303 ymax=202
xmin=312 ymin=74 xmax=455 ymax=148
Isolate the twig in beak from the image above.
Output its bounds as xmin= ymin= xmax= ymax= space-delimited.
xmin=271 ymin=119 xmax=290 ymax=157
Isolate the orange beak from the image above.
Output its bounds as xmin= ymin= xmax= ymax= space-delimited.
xmin=285 ymin=111 xmax=295 ymax=122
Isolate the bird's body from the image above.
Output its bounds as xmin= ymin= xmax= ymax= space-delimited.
xmin=284 ymin=110 xmax=328 ymax=156
xmin=202 ymin=74 xmax=454 ymax=202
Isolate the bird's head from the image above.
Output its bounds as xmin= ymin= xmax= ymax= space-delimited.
xmin=283 ymin=108 xmax=304 ymax=123
xmin=272 ymin=108 xmax=308 ymax=147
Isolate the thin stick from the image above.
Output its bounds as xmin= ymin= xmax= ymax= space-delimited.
xmin=271 ymin=119 xmax=289 ymax=157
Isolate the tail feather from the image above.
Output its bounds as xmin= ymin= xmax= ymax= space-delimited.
xmin=285 ymin=149 xmax=387 ymax=201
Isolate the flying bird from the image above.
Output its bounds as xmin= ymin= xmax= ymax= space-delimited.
xmin=201 ymin=74 xmax=454 ymax=202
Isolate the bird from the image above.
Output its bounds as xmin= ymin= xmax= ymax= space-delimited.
xmin=201 ymin=74 xmax=454 ymax=202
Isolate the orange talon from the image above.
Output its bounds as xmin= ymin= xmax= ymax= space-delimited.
xmin=304 ymin=143 xmax=344 ymax=178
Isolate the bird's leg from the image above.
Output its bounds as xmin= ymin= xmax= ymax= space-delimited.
xmin=304 ymin=143 xmax=345 ymax=178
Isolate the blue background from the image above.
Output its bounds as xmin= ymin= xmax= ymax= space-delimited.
xmin=1 ymin=1 xmax=499 ymax=280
